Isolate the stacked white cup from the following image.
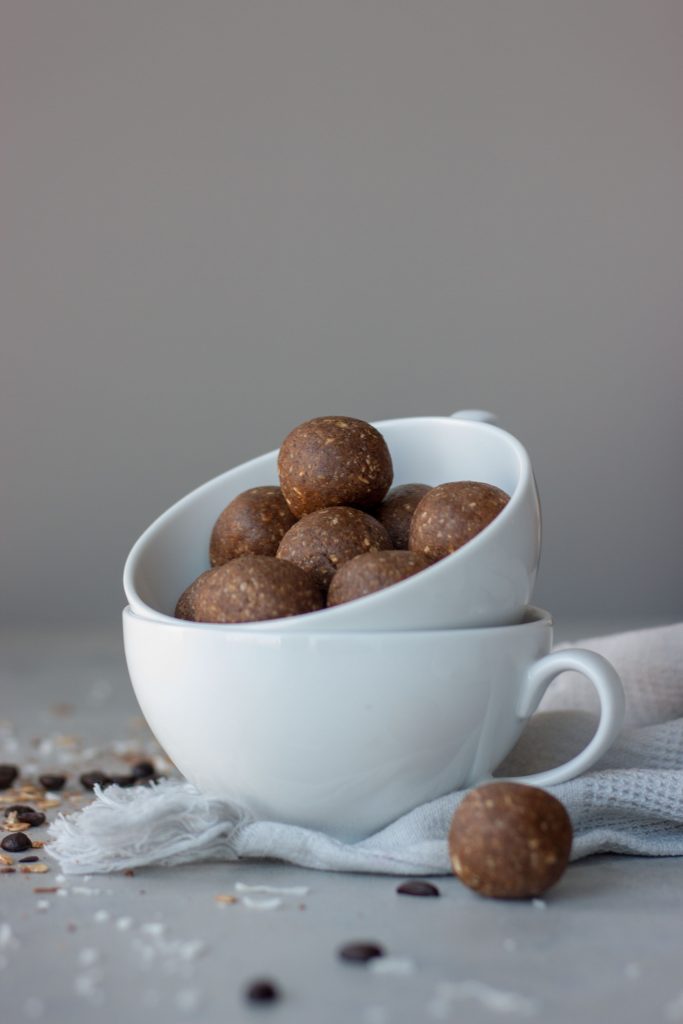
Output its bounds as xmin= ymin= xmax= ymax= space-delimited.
xmin=122 ymin=411 xmax=624 ymax=840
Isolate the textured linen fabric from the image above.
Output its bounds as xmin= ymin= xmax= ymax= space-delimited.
xmin=48 ymin=623 xmax=683 ymax=875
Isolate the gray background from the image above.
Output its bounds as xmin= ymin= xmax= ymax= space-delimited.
xmin=2 ymin=0 xmax=682 ymax=630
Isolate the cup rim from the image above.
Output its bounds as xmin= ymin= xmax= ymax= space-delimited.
xmin=123 ymin=604 xmax=552 ymax=638
xmin=123 ymin=414 xmax=535 ymax=627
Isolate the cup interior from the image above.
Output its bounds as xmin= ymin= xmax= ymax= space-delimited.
xmin=124 ymin=416 xmax=531 ymax=623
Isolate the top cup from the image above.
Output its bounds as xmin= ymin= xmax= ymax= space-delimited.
xmin=123 ymin=411 xmax=541 ymax=631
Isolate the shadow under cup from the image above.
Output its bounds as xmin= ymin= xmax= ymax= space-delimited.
xmin=123 ymin=607 xmax=625 ymax=841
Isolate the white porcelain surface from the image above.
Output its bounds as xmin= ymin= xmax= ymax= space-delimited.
xmin=122 ymin=606 xmax=624 ymax=840
xmin=123 ymin=412 xmax=541 ymax=631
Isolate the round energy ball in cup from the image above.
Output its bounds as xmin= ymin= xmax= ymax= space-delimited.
xmin=410 ymin=481 xmax=510 ymax=561
xmin=277 ymin=507 xmax=392 ymax=592
xmin=375 ymin=484 xmax=431 ymax=550
xmin=209 ymin=486 xmax=296 ymax=566
xmin=327 ymin=550 xmax=433 ymax=606
xmin=278 ymin=416 xmax=393 ymax=517
xmin=191 ymin=555 xmax=324 ymax=623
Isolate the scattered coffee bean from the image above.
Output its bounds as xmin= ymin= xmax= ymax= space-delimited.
xmin=16 ymin=810 xmax=46 ymax=828
xmin=396 ymin=880 xmax=440 ymax=897
xmin=0 ymin=765 xmax=19 ymax=790
xmin=110 ymin=775 xmax=137 ymax=788
xmin=19 ymin=856 xmax=39 ymax=863
xmin=79 ymin=771 xmax=112 ymax=791
xmin=131 ymin=761 xmax=155 ymax=780
xmin=245 ymin=979 xmax=281 ymax=1004
xmin=39 ymin=774 xmax=67 ymax=791
xmin=4 ymin=805 xmax=35 ymax=817
xmin=338 ymin=941 xmax=385 ymax=964
xmin=1 ymin=832 xmax=33 ymax=853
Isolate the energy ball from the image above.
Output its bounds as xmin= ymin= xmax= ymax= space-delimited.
xmin=375 ymin=484 xmax=431 ymax=549
xmin=409 ymin=481 xmax=510 ymax=561
xmin=209 ymin=486 xmax=296 ymax=566
xmin=278 ymin=416 xmax=393 ymax=517
xmin=327 ymin=550 xmax=433 ymax=607
xmin=277 ymin=507 xmax=392 ymax=592
xmin=448 ymin=782 xmax=573 ymax=900
xmin=192 ymin=555 xmax=324 ymax=624
xmin=175 ymin=568 xmax=219 ymax=621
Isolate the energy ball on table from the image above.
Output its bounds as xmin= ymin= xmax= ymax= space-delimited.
xmin=277 ymin=507 xmax=392 ymax=592
xmin=448 ymin=782 xmax=573 ymax=899
xmin=175 ymin=568 xmax=220 ymax=621
xmin=209 ymin=486 xmax=296 ymax=566
xmin=278 ymin=416 xmax=393 ymax=517
xmin=327 ymin=549 xmax=433 ymax=606
xmin=375 ymin=484 xmax=431 ymax=549
xmin=409 ymin=481 xmax=510 ymax=561
xmin=192 ymin=555 xmax=324 ymax=624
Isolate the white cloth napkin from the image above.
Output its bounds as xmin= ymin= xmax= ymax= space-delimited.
xmin=48 ymin=622 xmax=683 ymax=875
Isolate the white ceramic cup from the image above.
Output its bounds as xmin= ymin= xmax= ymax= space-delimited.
xmin=123 ymin=606 xmax=624 ymax=840
xmin=123 ymin=411 xmax=541 ymax=631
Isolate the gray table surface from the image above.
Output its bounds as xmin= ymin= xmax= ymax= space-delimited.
xmin=1 ymin=621 xmax=681 ymax=1024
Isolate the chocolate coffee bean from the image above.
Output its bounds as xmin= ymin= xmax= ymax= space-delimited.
xmin=410 ymin=481 xmax=510 ymax=561
xmin=338 ymin=941 xmax=385 ymax=963
xmin=449 ymin=782 xmax=573 ymax=899
xmin=16 ymin=810 xmax=46 ymax=828
xmin=0 ymin=765 xmax=18 ymax=790
xmin=1 ymin=832 xmax=32 ymax=853
xmin=278 ymin=416 xmax=393 ymax=517
xmin=39 ymin=774 xmax=67 ymax=791
xmin=79 ymin=771 xmax=112 ymax=791
xmin=19 ymin=856 xmax=40 ymax=863
xmin=396 ymin=880 xmax=440 ymax=897
xmin=245 ymin=979 xmax=281 ymax=1004
xmin=110 ymin=775 xmax=137 ymax=788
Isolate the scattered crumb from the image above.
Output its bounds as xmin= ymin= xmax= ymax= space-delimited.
xmin=141 ymin=922 xmax=165 ymax=937
xmin=429 ymin=980 xmax=537 ymax=1018
xmin=369 ymin=956 xmax=416 ymax=976
xmin=175 ymin=988 xmax=201 ymax=1013
xmin=235 ymin=882 xmax=309 ymax=896
xmin=214 ymin=894 xmax=238 ymax=906
xmin=241 ymin=896 xmax=283 ymax=911
xmin=22 ymin=995 xmax=45 ymax=1020
xmin=78 ymin=948 xmax=100 ymax=968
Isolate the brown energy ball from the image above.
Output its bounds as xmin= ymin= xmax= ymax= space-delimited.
xmin=327 ymin=550 xmax=433 ymax=607
xmin=448 ymin=782 xmax=573 ymax=900
xmin=375 ymin=484 xmax=431 ymax=549
xmin=192 ymin=555 xmax=324 ymax=624
xmin=277 ymin=507 xmax=392 ymax=592
xmin=175 ymin=568 xmax=219 ymax=621
xmin=409 ymin=481 xmax=510 ymax=561
xmin=278 ymin=416 xmax=393 ymax=517
xmin=209 ymin=486 xmax=296 ymax=566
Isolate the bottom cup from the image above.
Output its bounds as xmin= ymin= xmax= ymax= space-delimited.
xmin=123 ymin=606 xmax=624 ymax=841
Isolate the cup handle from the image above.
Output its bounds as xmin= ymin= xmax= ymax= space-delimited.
xmin=450 ymin=409 xmax=498 ymax=425
xmin=502 ymin=649 xmax=625 ymax=788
